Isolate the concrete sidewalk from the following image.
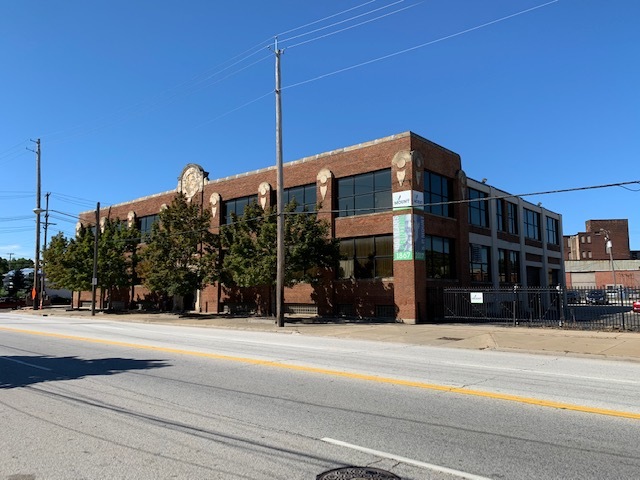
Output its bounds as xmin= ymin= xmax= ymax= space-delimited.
xmin=14 ymin=307 xmax=640 ymax=362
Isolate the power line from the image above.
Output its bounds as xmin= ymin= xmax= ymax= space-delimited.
xmin=277 ymin=0 xmax=376 ymax=37
xmin=281 ymin=0 xmax=411 ymax=45
xmin=284 ymin=0 xmax=559 ymax=90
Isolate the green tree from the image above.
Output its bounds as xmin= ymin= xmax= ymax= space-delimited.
xmin=221 ymin=201 xmax=340 ymax=314
xmin=98 ymin=218 xmax=140 ymax=308
xmin=137 ymin=193 xmax=217 ymax=307
xmin=43 ymin=232 xmax=72 ymax=290
xmin=8 ymin=268 xmax=27 ymax=297
xmin=0 ymin=257 xmax=9 ymax=276
xmin=10 ymin=258 xmax=34 ymax=271
xmin=65 ymin=225 xmax=95 ymax=294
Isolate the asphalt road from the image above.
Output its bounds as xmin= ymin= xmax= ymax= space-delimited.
xmin=1 ymin=313 xmax=639 ymax=479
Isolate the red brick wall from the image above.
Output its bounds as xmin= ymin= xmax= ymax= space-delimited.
xmin=76 ymin=132 xmax=470 ymax=322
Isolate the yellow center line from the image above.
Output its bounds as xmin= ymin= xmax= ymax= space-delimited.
xmin=3 ymin=325 xmax=639 ymax=420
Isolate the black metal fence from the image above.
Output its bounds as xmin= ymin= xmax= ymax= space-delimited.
xmin=442 ymin=286 xmax=640 ymax=331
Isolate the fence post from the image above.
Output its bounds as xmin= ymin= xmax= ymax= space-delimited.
xmin=512 ymin=285 xmax=518 ymax=327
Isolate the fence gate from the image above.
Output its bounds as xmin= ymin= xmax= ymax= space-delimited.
xmin=443 ymin=287 xmax=639 ymax=331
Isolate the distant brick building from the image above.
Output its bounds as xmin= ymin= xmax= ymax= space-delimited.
xmin=77 ymin=131 xmax=564 ymax=322
xmin=564 ymin=219 xmax=640 ymax=288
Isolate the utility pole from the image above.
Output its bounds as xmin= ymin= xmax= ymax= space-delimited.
xmin=274 ymin=37 xmax=285 ymax=327
xmin=7 ymin=253 xmax=14 ymax=272
xmin=30 ymin=139 xmax=42 ymax=310
xmin=40 ymin=192 xmax=50 ymax=308
xmin=91 ymin=202 xmax=100 ymax=316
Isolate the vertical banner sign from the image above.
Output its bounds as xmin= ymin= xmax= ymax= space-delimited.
xmin=413 ymin=214 xmax=425 ymax=260
xmin=394 ymin=214 xmax=425 ymax=261
xmin=393 ymin=214 xmax=413 ymax=260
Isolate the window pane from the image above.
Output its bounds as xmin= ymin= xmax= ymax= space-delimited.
xmin=338 ymin=197 xmax=354 ymax=217
xmin=354 ymin=173 xmax=374 ymax=195
xmin=355 ymin=257 xmax=374 ymax=278
xmin=339 ymin=259 xmax=354 ymax=279
xmin=355 ymin=237 xmax=375 ymax=257
xmin=374 ymin=190 xmax=391 ymax=211
xmin=374 ymin=170 xmax=391 ymax=191
xmin=337 ymin=177 xmax=353 ymax=197
xmin=376 ymin=257 xmax=393 ymax=278
xmin=354 ymin=193 xmax=374 ymax=215
xmin=375 ymin=235 xmax=393 ymax=256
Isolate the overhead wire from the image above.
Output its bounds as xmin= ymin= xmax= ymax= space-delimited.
xmin=284 ymin=0 xmax=559 ymax=90
xmin=285 ymin=3 xmax=419 ymax=50
xmin=276 ymin=0 xmax=376 ymax=37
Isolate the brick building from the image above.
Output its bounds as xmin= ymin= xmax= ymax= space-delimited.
xmin=564 ymin=219 xmax=640 ymax=288
xmin=77 ymin=131 xmax=564 ymax=323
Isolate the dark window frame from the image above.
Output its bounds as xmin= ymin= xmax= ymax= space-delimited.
xmin=425 ymin=235 xmax=456 ymax=279
xmin=524 ymin=208 xmax=541 ymax=241
xmin=337 ymin=169 xmax=391 ymax=217
xmin=224 ymin=195 xmax=259 ymax=224
xmin=470 ymin=244 xmax=491 ymax=283
xmin=498 ymin=248 xmax=520 ymax=284
xmin=424 ymin=171 xmax=454 ymax=218
xmin=339 ymin=235 xmax=393 ymax=279
xmin=546 ymin=216 xmax=559 ymax=245
xmin=468 ymin=188 xmax=489 ymax=228
xmin=283 ymin=183 xmax=317 ymax=212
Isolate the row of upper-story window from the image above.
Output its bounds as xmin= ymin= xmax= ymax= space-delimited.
xmin=467 ymin=188 xmax=560 ymax=245
xmin=134 ymin=169 xmax=560 ymax=245
xmin=337 ymin=234 xmax=523 ymax=285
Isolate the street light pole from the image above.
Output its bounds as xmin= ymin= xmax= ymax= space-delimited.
xmin=599 ymin=228 xmax=617 ymax=302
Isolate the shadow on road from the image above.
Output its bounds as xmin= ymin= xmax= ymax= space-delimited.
xmin=0 ymin=355 xmax=170 ymax=389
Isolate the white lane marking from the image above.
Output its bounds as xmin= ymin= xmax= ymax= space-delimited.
xmin=1 ymin=357 xmax=52 ymax=371
xmin=322 ymin=437 xmax=492 ymax=480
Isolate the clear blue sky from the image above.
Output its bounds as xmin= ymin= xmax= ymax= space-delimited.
xmin=2 ymin=0 xmax=639 ymax=262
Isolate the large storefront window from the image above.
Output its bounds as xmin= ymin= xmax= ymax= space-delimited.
xmin=339 ymin=235 xmax=393 ymax=279
xmin=224 ymin=195 xmax=258 ymax=224
xmin=337 ymin=169 xmax=391 ymax=217
xmin=468 ymin=188 xmax=489 ymax=227
xmin=424 ymin=171 xmax=453 ymax=218
xmin=425 ymin=235 xmax=456 ymax=279
xmin=470 ymin=244 xmax=491 ymax=283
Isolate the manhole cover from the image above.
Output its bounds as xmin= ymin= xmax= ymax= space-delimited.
xmin=317 ymin=466 xmax=401 ymax=479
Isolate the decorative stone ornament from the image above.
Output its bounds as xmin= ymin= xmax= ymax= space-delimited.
xmin=178 ymin=164 xmax=208 ymax=201
xmin=413 ymin=151 xmax=425 ymax=188
xmin=457 ymin=169 xmax=468 ymax=200
xmin=258 ymin=182 xmax=271 ymax=209
xmin=317 ymin=168 xmax=332 ymax=201
xmin=392 ymin=151 xmax=412 ymax=187
xmin=127 ymin=211 xmax=136 ymax=228
xmin=75 ymin=222 xmax=82 ymax=236
xmin=210 ymin=193 xmax=221 ymax=218
xmin=99 ymin=217 xmax=106 ymax=233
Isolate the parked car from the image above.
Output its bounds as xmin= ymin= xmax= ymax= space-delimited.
xmin=633 ymin=300 xmax=640 ymax=313
xmin=585 ymin=290 xmax=608 ymax=305
xmin=566 ymin=290 xmax=581 ymax=304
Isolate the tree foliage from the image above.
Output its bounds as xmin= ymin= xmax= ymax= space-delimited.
xmin=44 ymin=220 xmax=140 ymax=301
xmin=221 ymin=201 xmax=340 ymax=289
xmin=43 ymin=232 xmax=72 ymax=290
xmin=98 ymin=219 xmax=140 ymax=297
xmin=137 ymin=193 xmax=218 ymax=298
